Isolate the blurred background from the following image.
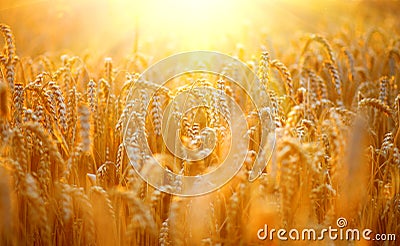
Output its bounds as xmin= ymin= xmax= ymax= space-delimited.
xmin=0 ymin=0 xmax=399 ymax=58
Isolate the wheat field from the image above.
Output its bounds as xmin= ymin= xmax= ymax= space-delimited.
xmin=0 ymin=0 xmax=399 ymax=245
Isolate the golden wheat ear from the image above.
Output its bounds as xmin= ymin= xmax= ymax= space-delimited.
xmin=87 ymin=173 xmax=97 ymax=186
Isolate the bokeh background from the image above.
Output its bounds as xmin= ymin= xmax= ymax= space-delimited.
xmin=1 ymin=0 xmax=399 ymax=58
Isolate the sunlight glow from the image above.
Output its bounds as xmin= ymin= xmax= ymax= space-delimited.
xmin=0 ymin=0 xmax=361 ymax=54
xmin=113 ymin=0 xmax=247 ymax=50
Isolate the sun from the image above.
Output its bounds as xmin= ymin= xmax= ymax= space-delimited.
xmin=111 ymin=0 xmax=248 ymax=50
